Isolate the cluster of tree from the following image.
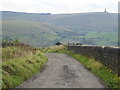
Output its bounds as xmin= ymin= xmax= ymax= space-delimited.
xmin=56 ymin=42 xmax=62 ymax=45
xmin=55 ymin=41 xmax=82 ymax=46
xmin=67 ymin=43 xmax=82 ymax=45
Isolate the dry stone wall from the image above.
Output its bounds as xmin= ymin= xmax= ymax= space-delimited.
xmin=67 ymin=45 xmax=120 ymax=76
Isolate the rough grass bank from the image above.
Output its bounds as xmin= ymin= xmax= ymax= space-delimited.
xmin=2 ymin=42 xmax=47 ymax=88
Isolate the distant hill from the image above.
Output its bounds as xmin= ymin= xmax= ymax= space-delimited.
xmin=2 ymin=11 xmax=117 ymax=32
xmin=1 ymin=11 xmax=51 ymax=15
xmin=46 ymin=12 xmax=118 ymax=32
xmin=1 ymin=11 xmax=118 ymax=46
xmin=2 ymin=20 xmax=72 ymax=46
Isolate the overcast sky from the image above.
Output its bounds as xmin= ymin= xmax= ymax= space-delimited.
xmin=1 ymin=0 xmax=119 ymax=14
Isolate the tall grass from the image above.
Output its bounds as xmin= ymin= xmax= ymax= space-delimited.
xmin=2 ymin=42 xmax=36 ymax=62
xmin=2 ymin=46 xmax=36 ymax=62
xmin=2 ymin=42 xmax=47 ymax=88
xmin=2 ymin=51 xmax=47 ymax=88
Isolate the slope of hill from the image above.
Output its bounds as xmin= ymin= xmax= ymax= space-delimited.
xmin=2 ymin=20 xmax=72 ymax=46
xmin=1 ymin=11 xmax=118 ymax=46
xmin=2 ymin=11 xmax=117 ymax=32
xmin=47 ymin=12 xmax=118 ymax=32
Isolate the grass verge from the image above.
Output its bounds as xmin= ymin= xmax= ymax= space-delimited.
xmin=40 ymin=45 xmax=120 ymax=88
xmin=2 ymin=50 xmax=47 ymax=88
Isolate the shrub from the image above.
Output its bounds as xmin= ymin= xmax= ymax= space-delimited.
xmin=56 ymin=42 xmax=62 ymax=45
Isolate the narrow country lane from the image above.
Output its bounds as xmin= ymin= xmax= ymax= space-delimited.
xmin=18 ymin=53 xmax=105 ymax=88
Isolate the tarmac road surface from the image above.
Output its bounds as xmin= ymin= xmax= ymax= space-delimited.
xmin=18 ymin=53 xmax=105 ymax=88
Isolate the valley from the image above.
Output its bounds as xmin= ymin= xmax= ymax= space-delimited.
xmin=1 ymin=11 xmax=118 ymax=46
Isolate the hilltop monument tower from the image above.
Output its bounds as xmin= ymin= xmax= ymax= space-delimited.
xmin=104 ymin=8 xmax=107 ymax=13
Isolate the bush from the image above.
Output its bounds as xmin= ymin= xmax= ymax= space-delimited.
xmin=56 ymin=42 xmax=62 ymax=45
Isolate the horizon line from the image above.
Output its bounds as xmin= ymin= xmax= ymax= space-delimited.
xmin=0 ymin=10 xmax=118 ymax=14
